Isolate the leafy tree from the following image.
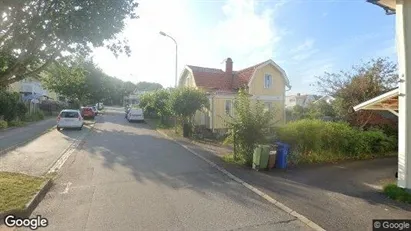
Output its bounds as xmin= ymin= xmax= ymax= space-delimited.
xmin=225 ymin=89 xmax=276 ymax=165
xmin=0 ymin=0 xmax=138 ymax=87
xmin=315 ymin=58 xmax=398 ymax=128
xmin=170 ymin=87 xmax=209 ymax=125
xmin=139 ymin=90 xmax=172 ymax=123
xmin=135 ymin=81 xmax=163 ymax=92
xmin=41 ymin=60 xmax=89 ymax=103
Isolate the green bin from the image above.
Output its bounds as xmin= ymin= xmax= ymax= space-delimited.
xmin=260 ymin=145 xmax=270 ymax=169
xmin=253 ymin=145 xmax=270 ymax=170
xmin=252 ymin=146 xmax=263 ymax=170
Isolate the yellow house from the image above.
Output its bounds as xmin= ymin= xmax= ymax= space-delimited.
xmin=178 ymin=57 xmax=291 ymax=134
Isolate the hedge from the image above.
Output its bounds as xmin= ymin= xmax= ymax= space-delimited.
xmin=276 ymin=119 xmax=397 ymax=164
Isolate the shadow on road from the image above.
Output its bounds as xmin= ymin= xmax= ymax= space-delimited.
xmin=80 ymin=114 xmax=273 ymax=211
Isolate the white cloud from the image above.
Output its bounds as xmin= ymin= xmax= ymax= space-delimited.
xmin=92 ymin=0 xmax=285 ymax=87
xmin=289 ymin=38 xmax=319 ymax=61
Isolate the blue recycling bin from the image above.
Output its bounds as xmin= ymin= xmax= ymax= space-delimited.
xmin=275 ymin=142 xmax=290 ymax=169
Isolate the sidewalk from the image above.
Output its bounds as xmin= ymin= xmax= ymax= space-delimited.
xmin=0 ymin=123 xmax=93 ymax=176
xmin=159 ymin=129 xmax=411 ymax=231
xmin=0 ymin=118 xmax=56 ymax=153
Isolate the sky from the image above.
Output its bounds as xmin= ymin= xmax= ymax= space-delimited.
xmin=92 ymin=0 xmax=397 ymax=95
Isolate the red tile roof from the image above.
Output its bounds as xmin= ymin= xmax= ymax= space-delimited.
xmin=187 ymin=60 xmax=269 ymax=92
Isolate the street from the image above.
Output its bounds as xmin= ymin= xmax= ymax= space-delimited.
xmin=22 ymin=107 xmax=311 ymax=231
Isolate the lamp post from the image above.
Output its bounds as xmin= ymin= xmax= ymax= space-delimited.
xmin=159 ymin=31 xmax=178 ymax=88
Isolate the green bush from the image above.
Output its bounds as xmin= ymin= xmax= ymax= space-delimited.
xmin=23 ymin=111 xmax=45 ymax=122
xmin=8 ymin=120 xmax=25 ymax=127
xmin=0 ymin=120 xmax=8 ymax=129
xmin=276 ymin=119 xmax=397 ymax=164
xmin=384 ymin=184 xmax=411 ymax=204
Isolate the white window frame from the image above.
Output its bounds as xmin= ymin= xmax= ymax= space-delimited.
xmin=264 ymin=74 xmax=272 ymax=89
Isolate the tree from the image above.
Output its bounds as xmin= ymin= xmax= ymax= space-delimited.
xmin=42 ymin=60 xmax=89 ymax=103
xmin=315 ymin=58 xmax=398 ymax=128
xmin=0 ymin=0 xmax=138 ymax=87
xmin=135 ymin=82 xmax=163 ymax=92
xmin=139 ymin=90 xmax=172 ymax=123
xmin=225 ymin=89 xmax=276 ymax=165
xmin=170 ymin=87 xmax=209 ymax=125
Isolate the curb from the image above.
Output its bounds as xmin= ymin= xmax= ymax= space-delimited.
xmin=0 ymin=125 xmax=57 ymax=156
xmin=47 ymin=123 xmax=96 ymax=174
xmin=156 ymin=129 xmax=326 ymax=231
xmin=0 ymin=178 xmax=53 ymax=222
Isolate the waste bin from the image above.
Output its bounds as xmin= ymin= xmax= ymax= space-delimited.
xmin=275 ymin=142 xmax=290 ymax=169
xmin=260 ymin=145 xmax=270 ymax=169
xmin=253 ymin=145 xmax=269 ymax=170
xmin=252 ymin=146 xmax=263 ymax=170
xmin=268 ymin=150 xmax=277 ymax=169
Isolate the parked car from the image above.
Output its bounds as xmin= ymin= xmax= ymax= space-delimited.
xmin=96 ymin=102 xmax=104 ymax=110
xmin=57 ymin=110 xmax=83 ymax=130
xmin=126 ymin=108 xmax=144 ymax=122
xmin=89 ymin=106 xmax=98 ymax=115
xmin=81 ymin=107 xmax=95 ymax=119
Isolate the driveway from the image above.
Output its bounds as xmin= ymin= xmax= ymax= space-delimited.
xmin=23 ymin=108 xmax=313 ymax=231
xmin=171 ymin=139 xmax=411 ymax=231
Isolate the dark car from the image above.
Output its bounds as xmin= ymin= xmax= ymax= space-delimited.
xmin=81 ymin=107 xmax=95 ymax=119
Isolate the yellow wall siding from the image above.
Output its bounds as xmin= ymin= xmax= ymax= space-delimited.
xmin=182 ymin=71 xmax=196 ymax=88
xmin=248 ymin=64 xmax=285 ymax=96
xmin=212 ymin=96 xmax=234 ymax=129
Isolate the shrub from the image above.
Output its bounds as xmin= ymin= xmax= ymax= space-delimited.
xmin=0 ymin=120 xmax=8 ymax=129
xmin=8 ymin=120 xmax=25 ymax=127
xmin=23 ymin=111 xmax=45 ymax=122
xmin=225 ymin=89 xmax=276 ymax=166
xmin=276 ymin=119 xmax=397 ymax=164
xmin=384 ymin=184 xmax=411 ymax=204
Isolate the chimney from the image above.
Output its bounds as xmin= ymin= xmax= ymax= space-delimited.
xmin=225 ymin=58 xmax=233 ymax=76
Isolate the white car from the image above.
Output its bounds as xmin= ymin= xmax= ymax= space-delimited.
xmin=127 ymin=108 xmax=144 ymax=122
xmin=57 ymin=109 xmax=84 ymax=130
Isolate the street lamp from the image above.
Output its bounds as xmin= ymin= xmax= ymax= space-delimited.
xmin=159 ymin=31 xmax=178 ymax=88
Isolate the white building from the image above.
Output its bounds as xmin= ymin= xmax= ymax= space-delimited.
xmin=285 ymin=93 xmax=317 ymax=108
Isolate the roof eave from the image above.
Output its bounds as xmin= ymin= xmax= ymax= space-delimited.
xmin=367 ymin=0 xmax=396 ymax=15
xmin=353 ymin=88 xmax=399 ymax=111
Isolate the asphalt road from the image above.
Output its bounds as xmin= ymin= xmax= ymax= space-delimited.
xmin=0 ymin=118 xmax=56 ymax=152
xmin=23 ymin=107 xmax=312 ymax=231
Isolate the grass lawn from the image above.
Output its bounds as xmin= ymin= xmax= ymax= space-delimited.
xmin=0 ymin=172 xmax=46 ymax=212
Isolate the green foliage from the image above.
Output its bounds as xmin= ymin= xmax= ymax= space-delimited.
xmin=42 ymin=60 xmax=89 ymax=103
xmin=0 ymin=120 xmax=8 ymax=129
xmin=0 ymin=90 xmax=27 ymax=122
xmin=221 ymin=153 xmax=247 ymax=165
xmin=140 ymin=89 xmax=172 ymax=122
xmin=225 ymin=89 xmax=277 ymax=166
xmin=384 ymin=184 xmax=411 ymax=204
xmin=22 ymin=111 xmax=45 ymax=122
xmin=0 ymin=0 xmax=138 ymax=87
xmin=170 ymin=87 xmax=209 ymax=123
xmin=287 ymin=100 xmax=337 ymax=122
xmin=276 ymin=119 xmax=397 ymax=164
xmin=8 ymin=120 xmax=25 ymax=127
xmin=135 ymin=82 xmax=163 ymax=92
xmin=316 ymin=58 xmax=398 ymax=127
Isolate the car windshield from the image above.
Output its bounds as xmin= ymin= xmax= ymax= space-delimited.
xmin=60 ymin=111 xmax=79 ymax=118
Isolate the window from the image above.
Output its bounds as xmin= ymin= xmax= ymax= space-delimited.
xmin=225 ymin=100 xmax=232 ymax=115
xmin=264 ymin=74 xmax=272 ymax=88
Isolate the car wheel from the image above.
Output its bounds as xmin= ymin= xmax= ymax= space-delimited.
xmin=57 ymin=127 xmax=61 ymax=131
